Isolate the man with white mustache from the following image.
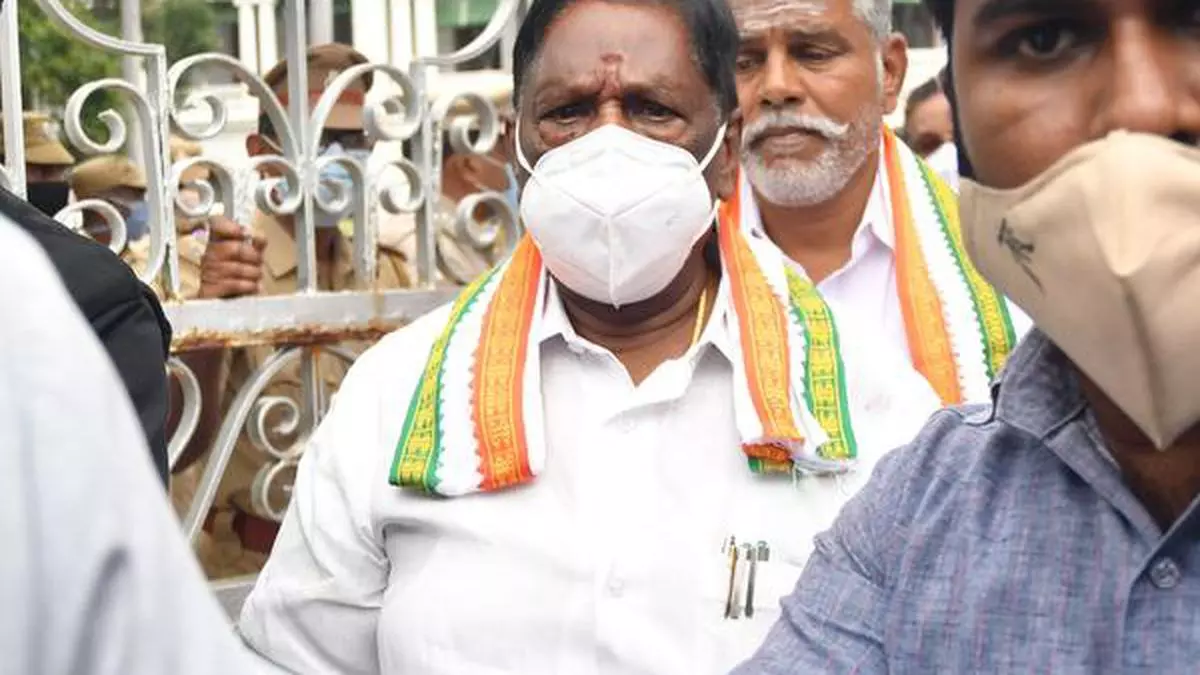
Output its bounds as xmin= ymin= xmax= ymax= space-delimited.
xmin=726 ymin=0 xmax=1031 ymax=420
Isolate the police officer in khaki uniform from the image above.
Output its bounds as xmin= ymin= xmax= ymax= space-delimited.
xmin=69 ymin=155 xmax=154 ymax=272
xmin=170 ymin=43 xmax=412 ymax=579
xmin=167 ymin=136 xmax=213 ymax=299
xmin=3 ymin=112 xmax=76 ymax=217
xmin=380 ymin=78 xmax=515 ymax=285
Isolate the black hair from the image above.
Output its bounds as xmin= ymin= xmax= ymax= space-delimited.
xmin=511 ymin=0 xmax=740 ymax=117
xmin=904 ymin=77 xmax=943 ymax=126
xmin=920 ymin=0 xmax=974 ymax=178
xmin=923 ymin=0 xmax=954 ymax=40
xmin=258 ymin=114 xmax=276 ymax=139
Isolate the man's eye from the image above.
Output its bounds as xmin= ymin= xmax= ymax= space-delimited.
xmin=1011 ymin=22 xmax=1080 ymax=60
xmin=912 ymin=134 xmax=944 ymax=157
xmin=792 ymin=46 xmax=837 ymax=62
xmin=735 ymin=52 xmax=763 ymax=72
xmin=544 ymin=102 xmax=589 ymax=122
xmin=628 ymin=98 xmax=677 ymax=121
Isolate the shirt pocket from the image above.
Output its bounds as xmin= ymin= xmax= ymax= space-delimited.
xmin=699 ymin=549 xmax=805 ymax=670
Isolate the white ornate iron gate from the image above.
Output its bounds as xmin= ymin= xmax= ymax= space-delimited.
xmin=2 ymin=0 xmax=524 ymax=611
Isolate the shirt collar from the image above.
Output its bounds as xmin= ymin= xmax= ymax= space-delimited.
xmin=739 ymin=139 xmax=896 ymax=254
xmin=991 ymin=329 xmax=1089 ymax=442
xmin=992 ymin=329 xmax=1177 ymax=541
xmin=863 ymin=155 xmax=895 ymax=250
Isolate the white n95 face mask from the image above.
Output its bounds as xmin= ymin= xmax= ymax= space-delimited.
xmin=960 ymin=131 xmax=1200 ymax=449
xmin=516 ymin=121 xmax=726 ymax=307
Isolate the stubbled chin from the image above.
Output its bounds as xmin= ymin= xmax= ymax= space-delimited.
xmin=742 ymin=151 xmax=859 ymax=208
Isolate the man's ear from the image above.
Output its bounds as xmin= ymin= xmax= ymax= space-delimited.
xmin=507 ymin=116 xmax=527 ymax=184
xmin=496 ymin=114 xmax=514 ymax=164
xmin=881 ymin=33 xmax=909 ymax=115
xmin=712 ymin=109 xmax=743 ymax=202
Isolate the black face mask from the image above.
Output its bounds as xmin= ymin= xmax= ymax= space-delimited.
xmin=27 ymin=181 xmax=71 ymax=218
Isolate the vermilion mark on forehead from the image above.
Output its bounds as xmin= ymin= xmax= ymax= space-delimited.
xmin=595 ymin=55 xmax=626 ymax=99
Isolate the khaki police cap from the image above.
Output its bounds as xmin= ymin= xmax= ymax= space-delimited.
xmin=262 ymin=43 xmax=372 ymax=131
xmin=169 ymin=136 xmax=210 ymax=184
xmin=70 ymin=155 xmax=147 ymax=199
xmin=4 ymin=113 xmax=76 ymax=166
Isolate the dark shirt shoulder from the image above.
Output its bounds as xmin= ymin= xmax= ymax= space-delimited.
xmin=869 ymin=400 xmax=1047 ymax=522
xmin=0 ymin=189 xmax=172 ymax=483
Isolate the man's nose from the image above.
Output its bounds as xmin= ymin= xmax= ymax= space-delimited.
xmin=597 ymin=100 xmax=627 ymax=128
xmin=1094 ymin=22 xmax=1200 ymax=145
xmin=760 ymin=47 xmax=806 ymax=110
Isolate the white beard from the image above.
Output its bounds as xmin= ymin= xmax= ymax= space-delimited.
xmin=741 ymin=101 xmax=882 ymax=208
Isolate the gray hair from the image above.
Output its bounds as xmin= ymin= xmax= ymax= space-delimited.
xmin=855 ymin=0 xmax=892 ymax=40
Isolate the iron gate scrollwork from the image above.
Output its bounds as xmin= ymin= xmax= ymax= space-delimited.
xmin=1 ymin=0 xmax=525 ymax=560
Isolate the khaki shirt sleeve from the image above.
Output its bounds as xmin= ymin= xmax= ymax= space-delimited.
xmin=376 ymin=245 xmax=413 ymax=290
xmin=120 ymin=237 xmax=152 ymax=287
xmin=176 ymin=231 xmax=207 ymax=300
xmin=132 ymin=232 xmax=205 ymax=301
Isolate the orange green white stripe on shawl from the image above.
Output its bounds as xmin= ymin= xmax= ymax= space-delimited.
xmin=720 ymin=195 xmax=859 ymax=467
xmin=882 ymin=127 xmax=1018 ymax=404
xmin=733 ymin=126 xmax=1018 ymax=409
xmin=389 ymin=232 xmax=840 ymax=497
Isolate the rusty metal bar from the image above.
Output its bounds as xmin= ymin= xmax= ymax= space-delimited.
xmin=163 ymin=288 xmax=455 ymax=351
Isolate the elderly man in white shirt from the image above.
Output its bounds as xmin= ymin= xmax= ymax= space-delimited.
xmin=237 ymin=1 xmax=939 ymax=673
xmin=727 ymin=0 xmax=1030 ymax=409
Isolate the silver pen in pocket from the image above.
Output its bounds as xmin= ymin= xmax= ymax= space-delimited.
xmin=743 ymin=543 xmax=758 ymax=618
xmin=723 ymin=536 xmax=740 ymax=619
xmin=745 ymin=541 xmax=771 ymax=617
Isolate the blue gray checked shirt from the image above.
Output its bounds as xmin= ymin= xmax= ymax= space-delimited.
xmin=734 ymin=330 xmax=1200 ymax=674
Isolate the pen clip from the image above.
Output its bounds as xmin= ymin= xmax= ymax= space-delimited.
xmin=743 ymin=543 xmax=758 ymax=618
xmin=723 ymin=536 xmax=740 ymax=619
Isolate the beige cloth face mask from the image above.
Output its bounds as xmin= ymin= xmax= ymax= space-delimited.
xmin=960 ymin=131 xmax=1200 ymax=449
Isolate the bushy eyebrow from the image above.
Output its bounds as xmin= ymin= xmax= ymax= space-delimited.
xmin=971 ymin=0 xmax=1098 ymax=29
xmin=532 ymin=72 xmax=689 ymax=112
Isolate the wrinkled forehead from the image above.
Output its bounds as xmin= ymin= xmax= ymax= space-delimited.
xmin=730 ymin=0 xmax=839 ymax=36
xmin=527 ymin=3 xmax=705 ymax=104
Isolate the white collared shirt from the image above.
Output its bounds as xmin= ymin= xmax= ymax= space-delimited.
xmin=239 ymin=278 xmax=941 ymax=675
xmin=740 ymin=166 xmax=911 ymax=367
xmin=739 ymin=161 xmax=1032 ymax=391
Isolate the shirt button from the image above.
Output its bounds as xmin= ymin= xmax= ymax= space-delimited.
xmin=1149 ymin=557 xmax=1182 ymax=590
